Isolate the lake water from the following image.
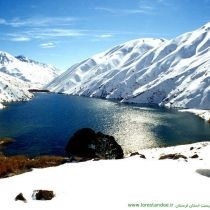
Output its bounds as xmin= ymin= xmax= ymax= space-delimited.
xmin=1 ymin=93 xmax=210 ymax=156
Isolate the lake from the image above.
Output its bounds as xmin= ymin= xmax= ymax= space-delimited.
xmin=1 ymin=93 xmax=210 ymax=156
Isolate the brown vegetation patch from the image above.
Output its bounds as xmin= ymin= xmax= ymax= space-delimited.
xmin=0 ymin=155 xmax=67 ymax=178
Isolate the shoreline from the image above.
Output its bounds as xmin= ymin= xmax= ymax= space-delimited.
xmin=179 ymin=108 xmax=210 ymax=122
xmin=1 ymin=141 xmax=210 ymax=178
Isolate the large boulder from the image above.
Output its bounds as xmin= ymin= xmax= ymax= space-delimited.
xmin=65 ymin=128 xmax=124 ymax=160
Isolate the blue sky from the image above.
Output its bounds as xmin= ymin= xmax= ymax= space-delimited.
xmin=0 ymin=0 xmax=210 ymax=71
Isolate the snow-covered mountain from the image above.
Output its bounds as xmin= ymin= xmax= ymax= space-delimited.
xmin=0 ymin=52 xmax=58 ymax=88
xmin=46 ymin=23 xmax=210 ymax=109
xmin=0 ymin=51 xmax=59 ymax=108
xmin=0 ymin=71 xmax=33 ymax=109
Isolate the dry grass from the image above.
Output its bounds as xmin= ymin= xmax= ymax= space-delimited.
xmin=0 ymin=155 xmax=67 ymax=178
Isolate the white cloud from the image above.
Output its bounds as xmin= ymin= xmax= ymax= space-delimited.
xmin=94 ymin=1 xmax=176 ymax=16
xmin=94 ymin=7 xmax=153 ymax=15
xmin=91 ymin=34 xmax=114 ymax=42
xmin=139 ymin=0 xmax=174 ymax=8
xmin=38 ymin=29 xmax=83 ymax=38
xmin=10 ymin=36 xmax=31 ymax=42
xmin=0 ymin=16 xmax=83 ymax=42
xmin=7 ymin=28 xmax=84 ymax=41
xmin=40 ymin=42 xmax=56 ymax=48
xmin=94 ymin=7 xmax=116 ymax=13
xmin=0 ymin=16 xmax=114 ymax=42
xmin=0 ymin=16 xmax=76 ymax=27
xmin=96 ymin=34 xmax=113 ymax=38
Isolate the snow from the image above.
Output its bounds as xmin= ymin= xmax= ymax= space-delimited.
xmin=1 ymin=142 xmax=210 ymax=210
xmin=0 ymin=71 xmax=33 ymax=108
xmin=0 ymin=52 xmax=59 ymax=88
xmin=46 ymin=22 xmax=210 ymax=112
xmin=0 ymin=51 xmax=59 ymax=108
xmin=0 ymin=103 xmax=4 ymax=109
xmin=179 ymin=109 xmax=210 ymax=121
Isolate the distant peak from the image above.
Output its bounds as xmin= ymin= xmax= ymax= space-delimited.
xmin=204 ymin=22 xmax=210 ymax=27
xmin=0 ymin=51 xmax=14 ymax=64
xmin=16 ymin=55 xmax=45 ymax=66
xmin=15 ymin=55 xmax=31 ymax=63
xmin=200 ymin=22 xmax=210 ymax=31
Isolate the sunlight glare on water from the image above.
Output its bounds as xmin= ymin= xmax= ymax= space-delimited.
xmin=110 ymin=108 xmax=162 ymax=154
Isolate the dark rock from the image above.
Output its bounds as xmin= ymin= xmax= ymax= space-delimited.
xmin=65 ymin=128 xmax=124 ymax=160
xmin=190 ymin=147 xmax=194 ymax=150
xmin=139 ymin=154 xmax=146 ymax=159
xmin=15 ymin=193 xmax=27 ymax=203
xmin=159 ymin=153 xmax=187 ymax=160
xmin=32 ymin=190 xmax=55 ymax=200
xmin=65 ymin=128 xmax=96 ymax=159
xmin=190 ymin=154 xmax=199 ymax=159
xmin=130 ymin=152 xmax=139 ymax=157
xmin=94 ymin=131 xmax=124 ymax=159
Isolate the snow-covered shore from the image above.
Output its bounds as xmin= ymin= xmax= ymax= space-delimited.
xmin=179 ymin=109 xmax=210 ymax=122
xmin=1 ymin=141 xmax=210 ymax=210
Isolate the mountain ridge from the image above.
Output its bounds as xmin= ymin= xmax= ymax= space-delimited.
xmin=46 ymin=23 xmax=210 ymax=110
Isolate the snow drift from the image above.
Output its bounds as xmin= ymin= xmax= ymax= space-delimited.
xmin=46 ymin=23 xmax=210 ymax=110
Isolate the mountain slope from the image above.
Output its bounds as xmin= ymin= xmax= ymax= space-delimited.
xmin=0 ymin=71 xmax=33 ymax=108
xmin=0 ymin=51 xmax=59 ymax=108
xmin=46 ymin=23 xmax=210 ymax=109
xmin=0 ymin=52 xmax=58 ymax=88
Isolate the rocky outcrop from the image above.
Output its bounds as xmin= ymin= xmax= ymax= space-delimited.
xmin=65 ymin=128 xmax=124 ymax=161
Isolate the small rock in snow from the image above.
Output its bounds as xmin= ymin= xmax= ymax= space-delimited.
xmin=190 ymin=154 xmax=199 ymax=159
xmin=32 ymin=190 xmax=55 ymax=200
xmin=15 ymin=193 xmax=27 ymax=203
